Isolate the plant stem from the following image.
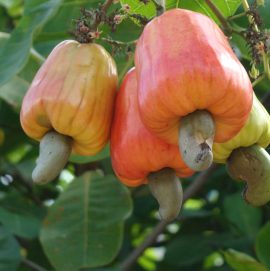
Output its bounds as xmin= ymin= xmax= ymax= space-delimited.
xmin=205 ymin=0 xmax=232 ymax=34
xmin=252 ymin=73 xmax=265 ymax=87
xmin=30 ymin=48 xmax=45 ymax=65
xmin=241 ymin=0 xmax=270 ymax=80
xmin=21 ymin=258 xmax=48 ymax=271
xmin=101 ymin=0 xmax=114 ymax=12
xmin=101 ymin=37 xmax=137 ymax=46
xmin=153 ymin=0 xmax=166 ymax=16
xmin=119 ymin=164 xmax=218 ymax=271
xmin=228 ymin=12 xmax=247 ymax=20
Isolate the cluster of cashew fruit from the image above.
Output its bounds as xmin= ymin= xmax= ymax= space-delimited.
xmin=20 ymin=8 xmax=270 ymax=222
xmin=111 ymin=9 xmax=270 ymax=221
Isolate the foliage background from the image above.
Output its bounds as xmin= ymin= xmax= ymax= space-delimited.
xmin=0 ymin=0 xmax=270 ymax=271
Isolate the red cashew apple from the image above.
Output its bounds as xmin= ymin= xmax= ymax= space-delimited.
xmin=111 ymin=69 xmax=194 ymax=221
xmin=135 ymin=9 xmax=253 ymax=171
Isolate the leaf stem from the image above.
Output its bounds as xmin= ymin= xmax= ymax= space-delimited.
xmin=101 ymin=0 xmax=114 ymax=12
xmin=252 ymin=73 xmax=265 ymax=87
xmin=152 ymin=0 xmax=166 ymax=16
xmin=21 ymin=258 xmax=48 ymax=271
xmin=228 ymin=12 xmax=247 ymax=20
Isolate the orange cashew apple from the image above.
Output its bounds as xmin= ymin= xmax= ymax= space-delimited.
xmin=20 ymin=40 xmax=118 ymax=184
xmin=135 ymin=9 xmax=253 ymax=171
xmin=111 ymin=68 xmax=194 ymax=221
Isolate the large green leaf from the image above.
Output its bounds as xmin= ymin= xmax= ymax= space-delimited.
xmin=178 ymin=0 xmax=242 ymax=22
xmin=224 ymin=249 xmax=269 ymax=271
xmin=0 ymin=32 xmax=42 ymax=110
xmin=40 ymin=171 xmax=132 ymax=271
xmin=0 ymin=226 xmax=21 ymax=271
xmin=0 ymin=191 xmax=46 ymax=239
xmin=223 ymin=193 xmax=262 ymax=239
xmin=120 ymin=0 xmax=241 ymax=23
xmin=120 ymin=0 xmax=178 ymax=20
xmin=0 ymin=207 xmax=41 ymax=239
xmin=0 ymin=0 xmax=62 ymax=87
xmin=255 ymin=223 xmax=270 ymax=269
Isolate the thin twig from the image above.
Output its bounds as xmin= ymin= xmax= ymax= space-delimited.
xmin=252 ymin=73 xmax=265 ymax=87
xmin=21 ymin=258 xmax=48 ymax=271
xmin=119 ymin=164 xmax=218 ymax=271
xmin=101 ymin=37 xmax=137 ymax=46
xmin=101 ymin=0 xmax=114 ymax=13
xmin=152 ymin=0 xmax=166 ymax=16
xmin=205 ymin=0 xmax=232 ymax=35
xmin=228 ymin=12 xmax=247 ymax=21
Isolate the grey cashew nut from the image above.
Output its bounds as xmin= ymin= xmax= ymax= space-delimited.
xmin=227 ymin=144 xmax=270 ymax=207
xmin=179 ymin=110 xmax=215 ymax=171
xmin=148 ymin=168 xmax=183 ymax=221
xmin=32 ymin=131 xmax=72 ymax=184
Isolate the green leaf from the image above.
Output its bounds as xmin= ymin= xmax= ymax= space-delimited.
xmin=255 ymin=222 xmax=270 ymax=269
xmin=223 ymin=192 xmax=262 ymax=239
xmin=70 ymin=145 xmax=110 ymax=164
xmin=120 ymin=0 xmax=241 ymax=24
xmin=0 ymin=191 xmax=46 ymax=239
xmin=0 ymin=0 xmax=23 ymax=17
xmin=0 ymin=226 xmax=21 ymax=271
xmin=0 ymin=207 xmax=41 ymax=239
xmin=120 ymin=0 xmax=178 ymax=20
xmin=0 ymin=76 xmax=29 ymax=110
xmin=164 ymin=235 xmax=213 ymax=267
xmin=40 ymin=171 xmax=132 ymax=271
xmin=178 ymin=0 xmax=242 ymax=22
xmin=0 ymin=32 xmax=42 ymax=110
xmin=0 ymin=0 xmax=62 ymax=87
xmin=224 ymin=249 xmax=269 ymax=271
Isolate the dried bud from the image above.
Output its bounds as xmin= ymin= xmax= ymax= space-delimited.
xmin=249 ymin=63 xmax=260 ymax=79
xmin=114 ymin=14 xmax=123 ymax=24
xmin=122 ymin=4 xmax=130 ymax=12
xmin=255 ymin=42 xmax=266 ymax=55
xmin=89 ymin=30 xmax=102 ymax=39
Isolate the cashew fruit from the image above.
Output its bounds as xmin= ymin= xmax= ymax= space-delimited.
xmin=111 ymin=68 xmax=193 ymax=187
xmin=111 ymin=69 xmax=192 ymax=220
xmin=214 ymin=94 xmax=270 ymax=206
xmin=20 ymin=40 xmax=118 ymax=156
xmin=135 ymin=9 xmax=252 ymax=146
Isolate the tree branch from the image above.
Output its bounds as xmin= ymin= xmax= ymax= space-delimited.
xmin=205 ymin=0 xmax=232 ymax=35
xmin=21 ymin=258 xmax=48 ymax=271
xmin=119 ymin=164 xmax=219 ymax=271
xmin=101 ymin=0 xmax=114 ymax=13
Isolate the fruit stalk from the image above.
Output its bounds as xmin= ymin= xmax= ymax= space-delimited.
xmin=148 ymin=168 xmax=183 ymax=221
xmin=32 ymin=131 xmax=72 ymax=184
xmin=179 ymin=110 xmax=215 ymax=171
